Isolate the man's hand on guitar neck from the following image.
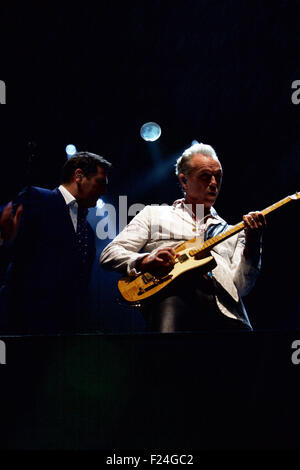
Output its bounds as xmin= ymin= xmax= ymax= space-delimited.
xmin=136 ymin=247 xmax=176 ymax=273
xmin=242 ymin=211 xmax=266 ymax=263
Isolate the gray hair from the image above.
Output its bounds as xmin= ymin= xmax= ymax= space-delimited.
xmin=175 ymin=142 xmax=220 ymax=177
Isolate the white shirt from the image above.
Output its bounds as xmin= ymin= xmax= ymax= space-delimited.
xmin=58 ymin=185 xmax=79 ymax=232
xmin=100 ymin=200 xmax=262 ymax=327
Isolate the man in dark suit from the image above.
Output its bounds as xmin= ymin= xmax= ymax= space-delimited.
xmin=0 ymin=152 xmax=111 ymax=334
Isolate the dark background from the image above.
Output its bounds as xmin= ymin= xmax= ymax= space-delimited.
xmin=0 ymin=0 xmax=299 ymax=332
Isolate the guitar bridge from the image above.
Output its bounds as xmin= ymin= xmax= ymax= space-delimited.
xmin=138 ymin=274 xmax=173 ymax=295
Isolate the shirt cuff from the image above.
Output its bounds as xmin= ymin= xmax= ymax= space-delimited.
xmin=127 ymin=253 xmax=150 ymax=277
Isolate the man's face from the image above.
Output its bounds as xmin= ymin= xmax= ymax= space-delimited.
xmin=180 ymin=153 xmax=222 ymax=210
xmin=77 ymin=166 xmax=108 ymax=208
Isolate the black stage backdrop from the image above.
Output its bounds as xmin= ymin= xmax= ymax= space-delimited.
xmin=0 ymin=0 xmax=299 ymax=332
xmin=1 ymin=1 xmax=300 ymax=456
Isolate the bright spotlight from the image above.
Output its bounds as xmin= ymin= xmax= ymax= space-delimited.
xmin=66 ymin=144 xmax=77 ymax=158
xmin=140 ymin=122 xmax=161 ymax=142
xmin=96 ymin=198 xmax=105 ymax=210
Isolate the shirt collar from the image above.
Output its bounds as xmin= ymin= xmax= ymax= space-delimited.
xmin=58 ymin=185 xmax=77 ymax=207
xmin=172 ymin=197 xmax=222 ymax=223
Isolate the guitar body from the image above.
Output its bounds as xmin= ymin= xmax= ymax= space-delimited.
xmin=118 ymin=247 xmax=216 ymax=303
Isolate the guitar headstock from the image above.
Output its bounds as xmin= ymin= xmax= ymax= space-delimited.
xmin=289 ymin=191 xmax=300 ymax=200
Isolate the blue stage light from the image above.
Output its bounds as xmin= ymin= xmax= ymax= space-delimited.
xmin=66 ymin=144 xmax=77 ymax=158
xmin=96 ymin=198 xmax=105 ymax=210
xmin=140 ymin=122 xmax=161 ymax=142
xmin=191 ymin=140 xmax=199 ymax=145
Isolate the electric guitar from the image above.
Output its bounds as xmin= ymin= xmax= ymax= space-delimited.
xmin=118 ymin=192 xmax=299 ymax=303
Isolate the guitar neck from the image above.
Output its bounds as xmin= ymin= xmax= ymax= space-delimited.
xmin=189 ymin=195 xmax=295 ymax=257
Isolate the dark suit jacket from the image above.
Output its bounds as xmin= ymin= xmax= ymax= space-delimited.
xmin=0 ymin=186 xmax=96 ymax=333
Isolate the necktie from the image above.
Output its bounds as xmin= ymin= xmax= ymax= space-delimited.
xmin=75 ymin=207 xmax=89 ymax=275
xmin=73 ymin=207 xmax=90 ymax=330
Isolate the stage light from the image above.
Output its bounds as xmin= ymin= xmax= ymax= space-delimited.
xmin=140 ymin=122 xmax=161 ymax=142
xmin=191 ymin=140 xmax=199 ymax=145
xmin=96 ymin=198 xmax=105 ymax=210
xmin=66 ymin=144 xmax=77 ymax=158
